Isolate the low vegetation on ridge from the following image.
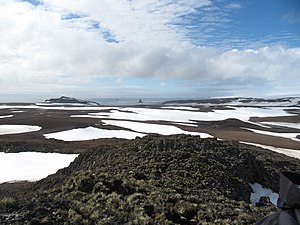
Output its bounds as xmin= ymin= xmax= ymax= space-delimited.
xmin=1 ymin=134 xmax=300 ymax=224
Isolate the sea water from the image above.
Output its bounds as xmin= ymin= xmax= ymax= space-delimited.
xmin=91 ymin=98 xmax=174 ymax=106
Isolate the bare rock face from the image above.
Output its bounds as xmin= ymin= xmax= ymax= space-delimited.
xmin=256 ymin=196 xmax=272 ymax=207
xmin=1 ymin=134 xmax=300 ymax=224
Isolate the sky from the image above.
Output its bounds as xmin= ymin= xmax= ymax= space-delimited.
xmin=0 ymin=0 xmax=299 ymax=101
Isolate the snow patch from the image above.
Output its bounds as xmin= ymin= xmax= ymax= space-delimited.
xmin=0 ymin=152 xmax=78 ymax=183
xmin=11 ymin=110 xmax=25 ymax=113
xmin=250 ymin=183 xmax=279 ymax=205
xmin=241 ymin=142 xmax=300 ymax=159
xmin=172 ymin=122 xmax=199 ymax=127
xmin=73 ymin=107 xmax=289 ymax=124
xmin=102 ymin=120 xmax=212 ymax=138
xmin=0 ymin=125 xmax=41 ymax=135
xmin=161 ymin=106 xmax=199 ymax=111
xmin=261 ymin=122 xmax=300 ymax=130
xmin=0 ymin=105 xmax=117 ymax=111
xmin=244 ymin=128 xmax=300 ymax=142
xmin=44 ymin=126 xmax=145 ymax=141
xmin=0 ymin=115 xmax=13 ymax=119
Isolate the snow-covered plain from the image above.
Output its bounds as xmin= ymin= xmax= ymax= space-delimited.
xmin=44 ymin=126 xmax=145 ymax=141
xmin=0 ymin=104 xmax=111 ymax=111
xmin=250 ymin=183 xmax=279 ymax=205
xmin=0 ymin=125 xmax=41 ymax=135
xmin=0 ymin=152 xmax=78 ymax=183
xmin=72 ymin=107 xmax=289 ymax=124
xmin=44 ymin=123 xmax=212 ymax=141
xmin=102 ymin=120 xmax=212 ymax=137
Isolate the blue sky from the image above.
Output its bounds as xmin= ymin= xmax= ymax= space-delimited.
xmin=0 ymin=0 xmax=299 ymax=101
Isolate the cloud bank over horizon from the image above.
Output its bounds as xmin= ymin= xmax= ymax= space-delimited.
xmin=0 ymin=0 xmax=299 ymax=100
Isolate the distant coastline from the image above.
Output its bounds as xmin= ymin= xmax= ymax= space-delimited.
xmin=90 ymin=98 xmax=173 ymax=106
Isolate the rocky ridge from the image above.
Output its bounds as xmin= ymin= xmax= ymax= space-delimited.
xmin=44 ymin=96 xmax=100 ymax=106
xmin=163 ymin=97 xmax=300 ymax=107
xmin=1 ymin=134 xmax=300 ymax=224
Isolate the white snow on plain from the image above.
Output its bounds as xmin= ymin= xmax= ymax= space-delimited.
xmin=229 ymin=101 xmax=295 ymax=107
xmin=44 ymin=126 xmax=145 ymax=141
xmin=73 ymin=107 xmax=289 ymax=124
xmin=36 ymin=102 xmax=94 ymax=106
xmin=249 ymin=183 xmax=279 ymax=205
xmin=0 ymin=104 xmax=294 ymax=125
xmin=0 ymin=152 xmax=78 ymax=183
xmin=241 ymin=142 xmax=300 ymax=159
xmin=72 ymin=114 xmax=110 ymax=118
xmin=172 ymin=122 xmax=199 ymax=127
xmin=0 ymin=104 xmax=117 ymax=111
xmin=0 ymin=105 xmax=40 ymax=109
xmin=161 ymin=106 xmax=199 ymax=111
xmin=10 ymin=110 xmax=24 ymax=113
xmin=0 ymin=115 xmax=13 ymax=119
xmin=222 ymin=98 xmax=300 ymax=107
xmin=244 ymin=128 xmax=300 ymax=142
xmin=261 ymin=122 xmax=300 ymax=130
xmin=0 ymin=125 xmax=41 ymax=135
xmin=102 ymin=120 xmax=212 ymax=137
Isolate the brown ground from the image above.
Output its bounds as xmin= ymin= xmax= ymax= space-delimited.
xmin=0 ymin=105 xmax=299 ymax=153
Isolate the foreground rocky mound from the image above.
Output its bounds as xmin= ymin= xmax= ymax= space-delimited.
xmin=1 ymin=134 xmax=300 ymax=224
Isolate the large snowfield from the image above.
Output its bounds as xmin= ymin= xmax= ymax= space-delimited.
xmin=0 ymin=152 xmax=78 ymax=183
xmin=72 ymin=106 xmax=290 ymax=124
xmin=102 ymin=120 xmax=212 ymax=137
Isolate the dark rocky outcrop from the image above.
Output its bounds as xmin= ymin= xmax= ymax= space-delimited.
xmin=45 ymin=96 xmax=100 ymax=106
xmin=1 ymin=134 xmax=300 ymax=224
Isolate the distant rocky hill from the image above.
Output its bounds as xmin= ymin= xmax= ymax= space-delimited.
xmin=44 ymin=96 xmax=100 ymax=106
xmin=163 ymin=97 xmax=300 ymax=107
xmin=1 ymin=134 xmax=300 ymax=224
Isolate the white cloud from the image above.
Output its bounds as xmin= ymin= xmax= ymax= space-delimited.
xmin=282 ymin=12 xmax=300 ymax=24
xmin=224 ymin=2 xmax=242 ymax=10
xmin=0 ymin=0 xmax=299 ymax=98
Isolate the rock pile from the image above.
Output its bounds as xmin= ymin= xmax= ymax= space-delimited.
xmin=1 ymin=134 xmax=300 ymax=224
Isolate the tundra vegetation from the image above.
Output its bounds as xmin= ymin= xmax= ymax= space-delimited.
xmin=1 ymin=134 xmax=300 ymax=224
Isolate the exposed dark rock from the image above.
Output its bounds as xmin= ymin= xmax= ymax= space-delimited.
xmin=45 ymin=96 xmax=100 ymax=106
xmin=256 ymin=196 xmax=272 ymax=207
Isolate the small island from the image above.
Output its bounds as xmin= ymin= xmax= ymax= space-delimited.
xmin=44 ymin=96 xmax=100 ymax=106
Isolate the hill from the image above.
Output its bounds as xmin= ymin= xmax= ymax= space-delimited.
xmin=1 ymin=134 xmax=300 ymax=224
xmin=163 ymin=97 xmax=300 ymax=107
xmin=43 ymin=96 xmax=100 ymax=106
